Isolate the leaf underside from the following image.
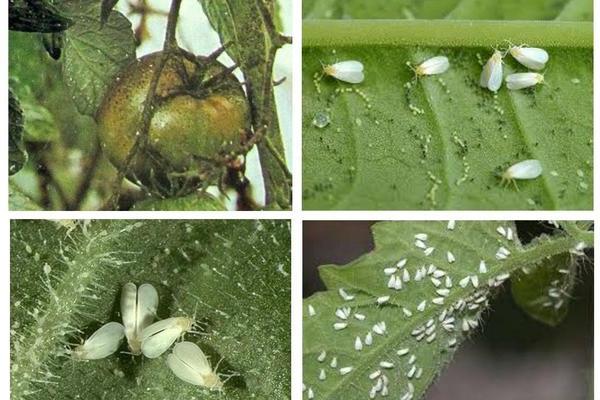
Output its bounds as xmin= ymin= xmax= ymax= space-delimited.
xmin=302 ymin=0 xmax=593 ymax=210
xmin=303 ymin=221 xmax=590 ymax=400
xmin=11 ymin=220 xmax=290 ymax=399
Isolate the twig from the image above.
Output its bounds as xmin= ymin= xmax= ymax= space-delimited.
xmin=265 ymin=137 xmax=291 ymax=179
xmin=106 ymin=0 xmax=182 ymax=209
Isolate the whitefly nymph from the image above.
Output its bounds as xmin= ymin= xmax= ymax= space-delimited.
xmin=323 ymin=60 xmax=365 ymax=84
xmin=167 ymin=341 xmax=225 ymax=391
xmin=500 ymin=159 xmax=543 ymax=189
xmin=71 ymin=322 xmax=125 ymax=360
xmin=121 ymin=282 xmax=158 ymax=355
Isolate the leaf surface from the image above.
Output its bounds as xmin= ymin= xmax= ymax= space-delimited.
xmin=61 ymin=2 xmax=136 ymax=116
xmin=303 ymin=221 xmax=592 ymax=399
xmin=11 ymin=220 xmax=290 ymax=399
xmin=302 ymin=0 xmax=592 ymax=210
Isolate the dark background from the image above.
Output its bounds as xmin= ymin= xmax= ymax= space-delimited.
xmin=303 ymin=221 xmax=593 ymax=400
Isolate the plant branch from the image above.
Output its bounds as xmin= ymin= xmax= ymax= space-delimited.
xmin=303 ymin=20 xmax=592 ymax=48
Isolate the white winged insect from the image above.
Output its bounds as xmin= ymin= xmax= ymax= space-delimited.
xmin=323 ymin=60 xmax=365 ymax=84
xmin=167 ymin=341 xmax=227 ymax=391
xmin=121 ymin=282 xmax=159 ymax=355
xmin=141 ymin=316 xmax=198 ymax=358
xmin=410 ymin=56 xmax=450 ymax=78
xmin=506 ymin=72 xmax=545 ymax=90
xmin=500 ymin=159 xmax=543 ymax=189
xmin=509 ymin=45 xmax=549 ymax=70
xmin=71 ymin=322 xmax=125 ymax=360
xmin=480 ymin=50 xmax=504 ymax=92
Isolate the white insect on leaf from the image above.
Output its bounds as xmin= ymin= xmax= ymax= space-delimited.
xmin=411 ymin=56 xmax=450 ymax=77
xmin=121 ymin=282 xmax=158 ymax=355
xmin=506 ymin=72 xmax=545 ymax=90
xmin=323 ymin=60 xmax=365 ymax=84
xmin=141 ymin=316 xmax=195 ymax=358
xmin=509 ymin=45 xmax=549 ymax=70
xmin=166 ymin=341 xmax=224 ymax=391
xmin=71 ymin=322 xmax=125 ymax=360
xmin=501 ymin=159 xmax=543 ymax=189
xmin=480 ymin=50 xmax=504 ymax=92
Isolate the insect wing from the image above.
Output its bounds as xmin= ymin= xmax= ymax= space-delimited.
xmin=173 ymin=341 xmax=213 ymax=374
xmin=511 ymin=47 xmax=548 ymax=70
xmin=419 ymin=56 xmax=449 ymax=75
xmin=331 ymin=61 xmax=364 ymax=83
xmin=136 ymin=283 xmax=158 ymax=332
xmin=81 ymin=322 xmax=125 ymax=360
xmin=508 ymin=159 xmax=542 ymax=179
xmin=120 ymin=283 xmax=137 ymax=341
xmin=167 ymin=352 xmax=206 ymax=386
xmin=481 ymin=51 xmax=503 ymax=91
xmin=141 ymin=317 xmax=183 ymax=358
xmin=506 ymin=73 xmax=538 ymax=90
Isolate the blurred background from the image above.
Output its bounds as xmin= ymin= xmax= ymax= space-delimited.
xmin=303 ymin=221 xmax=593 ymax=400
xmin=9 ymin=0 xmax=291 ymax=210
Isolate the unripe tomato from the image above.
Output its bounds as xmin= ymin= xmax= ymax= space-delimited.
xmin=96 ymin=50 xmax=250 ymax=194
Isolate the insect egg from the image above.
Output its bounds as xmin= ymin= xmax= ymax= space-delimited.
xmin=71 ymin=322 xmax=125 ymax=360
xmin=166 ymin=341 xmax=224 ymax=391
xmin=323 ymin=60 xmax=365 ymax=84
xmin=480 ymin=50 xmax=504 ymax=92
xmin=506 ymin=72 xmax=545 ymax=90
xmin=121 ymin=282 xmax=158 ymax=355
xmin=509 ymin=45 xmax=549 ymax=70
xmin=308 ymin=305 xmax=316 ymax=316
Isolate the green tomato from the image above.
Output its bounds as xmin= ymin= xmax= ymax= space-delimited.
xmin=96 ymin=50 xmax=250 ymax=194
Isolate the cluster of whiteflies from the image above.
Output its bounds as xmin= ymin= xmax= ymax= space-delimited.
xmin=480 ymin=44 xmax=549 ymax=91
xmin=69 ymin=282 xmax=224 ymax=391
xmin=319 ymin=43 xmax=549 ymax=93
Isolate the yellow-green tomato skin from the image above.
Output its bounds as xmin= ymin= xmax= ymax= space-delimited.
xmin=96 ymin=50 xmax=250 ymax=192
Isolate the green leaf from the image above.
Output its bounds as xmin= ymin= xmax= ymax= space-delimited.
xmin=200 ymin=0 xmax=292 ymax=208
xmin=511 ymin=247 xmax=575 ymax=326
xmin=302 ymin=0 xmax=593 ymax=210
xmin=9 ymin=181 xmax=41 ymax=210
xmin=11 ymin=220 xmax=290 ymax=399
xmin=131 ymin=193 xmax=227 ymax=211
xmin=9 ymin=0 xmax=71 ymax=33
xmin=303 ymin=221 xmax=592 ymax=400
xmin=62 ymin=2 xmax=136 ymax=116
xmin=9 ymin=89 xmax=27 ymax=175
